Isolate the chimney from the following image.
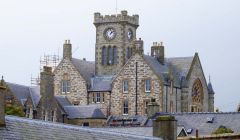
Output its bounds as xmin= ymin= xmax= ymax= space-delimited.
xmin=0 ymin=76 xmax=6 ymax=126
xmin=40 ymin=66 xmax=54 ymax=98
xmin=151 ymin=42 xmax=164 ymax=64
xmin=63 ymin=40 xmax=72 ymax=60
xmin=153 ymin=115 xmax=177 ymax=140
xmin=134 ymin=38 xmax=144 ymax=55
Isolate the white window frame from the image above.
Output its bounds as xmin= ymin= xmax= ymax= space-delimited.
xmin=96 ymin=92 xmax=101 ymax=103
xmin=123 ymin=100 xmax=128 ymax=115
xmin=62 ymin=80 xmax=70 ymax=94
xmin=123 ymin=80 xmax=129 ymax=93
xmin=145 ymin=79 xmax=151 ymax=93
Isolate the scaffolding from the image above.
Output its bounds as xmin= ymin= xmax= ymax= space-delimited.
xmin=31 ymin=54 xmax=61 ymax=86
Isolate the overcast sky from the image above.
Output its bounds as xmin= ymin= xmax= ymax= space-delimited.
xmin=0 ymin=0 xmax=239 ymax=112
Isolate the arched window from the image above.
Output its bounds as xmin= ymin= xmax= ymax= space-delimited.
xmin=123 ymin=100 xmax=128 ymax=115
xmin=113 ymin=46 xmax=117 ymax=65
xmin=191 ymin=79 xmax=204 ymax=112
xmin=108 ymin=46 xmax=112 ymax=65
xmin=102 ymin=46 xmax=107 ymax=65
xmin=127 ymin=47 xmax=132 ymax=59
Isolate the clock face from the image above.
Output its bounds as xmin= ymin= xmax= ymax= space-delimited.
xmin=127 ymin=29 xmax=133 ymax=40
xmin=105 ymin=28 xmax=116 ymax=40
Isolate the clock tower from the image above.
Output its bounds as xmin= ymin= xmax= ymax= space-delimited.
xmin=94 ymin=10 xmax=139 ymax=76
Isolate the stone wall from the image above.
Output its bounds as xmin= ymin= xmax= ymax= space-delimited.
xmin=88 ymin=92 xmax=110 ymax=116
xmin=54 ymin=59 xmax=88 ymax=105
xmin=184 ymin=54 xmax=209 ymax=112
xmin=111 ymin=53 xmax=163 ymax=116
xmin=66 ymin=118 xmax=106 ymax=127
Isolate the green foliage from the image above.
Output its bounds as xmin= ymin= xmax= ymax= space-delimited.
xmin=212 ymin=125 xmax=234 ymax=135
xmin=5 ymin=104 xmax=24 ymax=117
xmin=155 ymin=115 xmax=175 ymax=122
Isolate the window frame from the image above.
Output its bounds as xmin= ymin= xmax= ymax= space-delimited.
xmin=123 ymin=80 xmax=129 ymax=93
xmin=123 ymin=100 xmax=129 ymax=115
xmin=96 ymin=92 xmax=101 ymax=103
xmin=145 ymin=79 xmax=151 ymax=93
xmin=62 ymin=80 xmax=70 ymax=94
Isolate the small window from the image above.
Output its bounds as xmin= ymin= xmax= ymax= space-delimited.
xmin=102 ymin=46 xmax=107 ymax=65
xmin=108 ymin=47 xmax=112 ymax=65
xmin=186 ymin=129 xmax=193 ymax=134
xmin=207 ymin=117 xmax=214 ymax=123
xmin=51 ymin=110 xmax=54 ymax=122
xmin=170 ymin=101 xmax=173 ymax=112
xmin=123 ymin=100 xmax=128 ymax=115
xmin=123 ymin=80 xmax=128 ymax=93
xmin=62 ymin=80 xmax=70 ymax=93
xmin=113 ymin=47 xmax=117 ymax=65
xmin=92 ymin=94 xmax=95 ymax=103
xmin=102 ymin=93 xmax=104 ymax=103
xmin=42 ymin=110 xmax=45 ymax=121
xmin=145 ymin=79 xmax=151 ymax=93
xmin=83 ymin=122 xmax=89 ymax=127
xmin=145 ymin=101 xmax=149 ymax=115
xmin=96 ymin=92 xmax=101 ymax=103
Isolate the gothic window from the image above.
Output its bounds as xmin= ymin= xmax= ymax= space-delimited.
xmin=145 ymin=79 xmax=151 ymax=93
xmin=108 ymin=47 xmax=112 ymax=65
xmin=96 ymin=92 xmax=101 ymax=103
xmin=62 ymin=80 xmax=70 ymax=93
xmin=113 ymin=46 xmax=117 ymax=64
xmin=123 ymin=80 xmax=129 ymax=93
xmin=191 ymin=79 xmax=203 ymax=112
xmin=102 ymin=46 xmax=107 ymax=65
xmin=127 ymin=47 xmax=131 ymax=59
xmin=123 ymin=100 xmax=128 ymax=115
xmin=26 ymin=107 xmax=30 ymax=118
xmin=51 ymin=110 xmax=54 ymax=122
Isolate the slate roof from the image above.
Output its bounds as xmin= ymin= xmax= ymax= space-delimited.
xmin=153 ymin=112 xmax=240 ymax=136
xmin=89 ymin=76 xmax=113 ymax=92
xmin=143 ymin=55 xmax=194 ymax=87
xmin=64 ymin=105 xmax=106 ymax=119
xmin=0 ymin=116 xmax=161 ymax=140
xmin=55 ymin=95 xmax=71 ymax=107
xmin=28 ymin=86 xmax=40 ymax=109
xmin=208 ymin=82 xmax=215 ymax=94
xmin=6 ymin=82 xmax=31 ymax=106
xmin=71 ymin=58 xmax=95 ymax=85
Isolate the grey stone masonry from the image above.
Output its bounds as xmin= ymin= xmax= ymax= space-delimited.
xmin=0 ymin=78 xmax=6 ymax=126
xmin=94 ymin=10 xmax=139 ymax=26
xmin=63 ymin=40 xmax=72 ymax=60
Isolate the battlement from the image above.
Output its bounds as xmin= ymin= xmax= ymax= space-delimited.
xmin=94 ymin=10 xmax=139 ymax=26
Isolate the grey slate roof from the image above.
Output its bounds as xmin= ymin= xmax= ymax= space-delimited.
xmin=6 ymin=82 xmax=31 ymax=106
xmin=89 ymin=76 xmax=113 ymax=92
xmin=208 ymin=82 xmax=215 ymax=94
xmin=71 ymin=58 xmax=95 ymax=85
xmin=153 ymin=112 xmax=240 ymax=136
xmin=55 ymin=95 xmax=71 ymax=107
xmin=143 ymin=55 xmax=194 ymax=87
xmin=28 ymin=86 xmax=40 ymax=109
xmin=0 ymin=116 xmax=161 ymax=140
xmin=64 ymin=105 xmax=106 ymax=119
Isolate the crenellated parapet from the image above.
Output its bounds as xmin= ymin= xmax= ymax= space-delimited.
xmin=94 ymin=10 xmax=139 ymax=26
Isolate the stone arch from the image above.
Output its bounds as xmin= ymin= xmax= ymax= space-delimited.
xmin=191 ymin=78 xmax=204 ymax=112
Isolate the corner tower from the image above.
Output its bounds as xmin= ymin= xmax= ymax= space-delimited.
xmin=94 ymin=10 xmax=139 ymax=76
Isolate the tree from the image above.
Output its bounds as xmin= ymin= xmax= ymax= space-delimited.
xmin=212 ymin=125 xmax=234 ymax=135
xmin=5 ymin=104 xmax=25 ymax=117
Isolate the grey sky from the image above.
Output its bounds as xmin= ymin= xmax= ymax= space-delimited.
xmin=0 ymin=0 xmax=239 ymax=111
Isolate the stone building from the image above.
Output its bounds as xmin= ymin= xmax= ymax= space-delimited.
xmin=48 ymin=10 xmax=215 ymax=118
xmin=1 ymin=10 xmax=215 ymax=126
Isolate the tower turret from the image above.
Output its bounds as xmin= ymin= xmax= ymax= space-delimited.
xmin=94 ymin=10 xmax=139 ymax=76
